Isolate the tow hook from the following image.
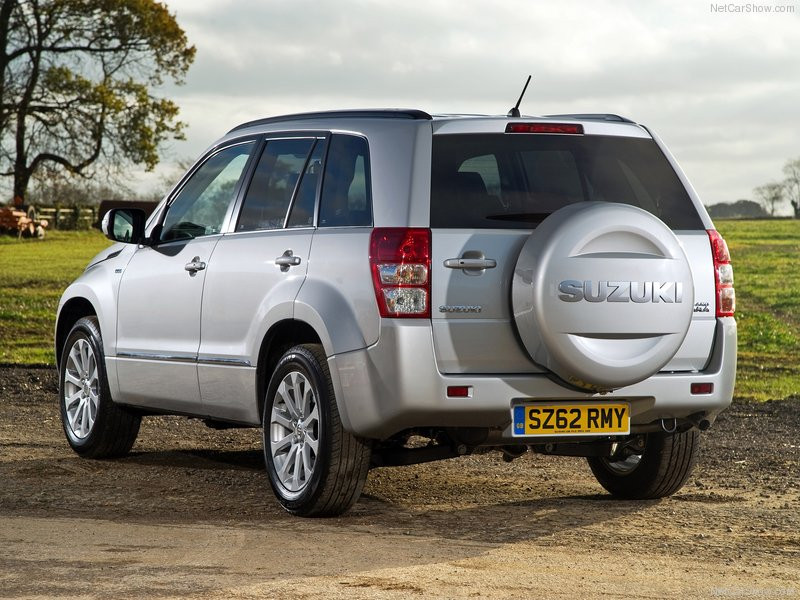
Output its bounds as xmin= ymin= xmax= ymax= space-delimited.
xmin=660 ymin=418 xmax=678 ymax=433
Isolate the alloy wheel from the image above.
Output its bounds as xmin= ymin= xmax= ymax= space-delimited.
xmin=63 ymin=338 xmax=99 ymax=439
xmin=269 ymin=371 xmax=320 ymax=492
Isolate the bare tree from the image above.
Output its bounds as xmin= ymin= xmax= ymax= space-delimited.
xmin=753 ymin=182 xmax=785 ymax=217
xmin=783 ymin=158 xmax=800 ymax=219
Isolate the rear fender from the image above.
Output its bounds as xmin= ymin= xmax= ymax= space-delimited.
xmin=293 ymin=278 xmax=378 ymax=356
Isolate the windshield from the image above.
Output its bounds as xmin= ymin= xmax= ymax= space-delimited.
xmin=430 ymin=134 xmax=702 ymax=230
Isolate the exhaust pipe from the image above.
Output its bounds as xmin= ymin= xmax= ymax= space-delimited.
xmin=686 ymin=412 xmax=712 ymax=431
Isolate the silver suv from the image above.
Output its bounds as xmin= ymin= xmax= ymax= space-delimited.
xmin=56 ymin=110 xmax=737 ymax=516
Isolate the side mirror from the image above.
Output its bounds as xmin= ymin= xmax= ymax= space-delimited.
xmin=101 ymin=208 xmax=147 ymax=244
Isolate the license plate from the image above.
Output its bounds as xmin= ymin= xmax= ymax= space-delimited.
xmin=512 ymin=403 xmax=630 ymax=437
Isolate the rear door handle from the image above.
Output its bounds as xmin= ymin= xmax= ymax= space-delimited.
xmin=184 ymin=256 xmax=206 ymax=273
xmin=275 ymin=250 xmax=302 ymax=271
xmin=444 ymin=258 xmax=497 ymax=270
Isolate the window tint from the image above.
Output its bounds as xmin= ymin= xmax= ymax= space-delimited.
xmin=318 ymin=135 xmax=372 ymax=227
xmin=161 ymin=142 xmax=255 ymax=241
xmin=237 ymin=138 xmax=315 ymax=232
xmin=430 ymin=134 xmax=702 ymax=230
xmin=459 ymin=154 xmax=501 ymax=197
xmin=287 ymin=139 xmax=326 ymax=228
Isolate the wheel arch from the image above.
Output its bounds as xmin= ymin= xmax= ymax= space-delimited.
xmin=55 ymin=297 xmax=98 ymax=368
xmin=256 ymin=319 xmax=322 ymax=422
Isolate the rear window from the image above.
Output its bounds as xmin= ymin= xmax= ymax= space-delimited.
xmin=430 ymin=134 xmax=703 ymax=230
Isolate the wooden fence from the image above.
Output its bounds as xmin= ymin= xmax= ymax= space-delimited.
xmin=35 ymin=206 xmax=97 ymax=230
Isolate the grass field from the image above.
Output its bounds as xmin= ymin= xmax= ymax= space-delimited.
xmin=716 ymin=220 xmax=800 ymax=401
xmin=0 ymin=230 xmax=111 ymax=365
xmin=0 ymin=222 xmax=798 ymax=401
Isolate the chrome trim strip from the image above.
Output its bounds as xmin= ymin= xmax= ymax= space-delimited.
xmin=198 ymin=356 xmax=253 ymax=367
xmin=116 ymin=352 xmax=252 ymax=368
xmin=223 ymin=227 xmax=316 ymax=238
xmin=116 ymin=351 xmax=196 ymax=363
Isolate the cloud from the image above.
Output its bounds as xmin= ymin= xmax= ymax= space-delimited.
xmin=153 ymin=0 xmax=800 ymax=209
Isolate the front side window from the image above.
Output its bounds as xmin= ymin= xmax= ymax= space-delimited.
xmin=161 ymin=142 xmax=255 ymax=242
xmin=318 ymin=135 xmax=372 ymax=227
xmin=236 ymin=138 xmax=315 ymax=232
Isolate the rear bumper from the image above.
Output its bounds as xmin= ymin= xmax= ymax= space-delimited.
xmin=328 ymin=317 xmax=737 ymax=440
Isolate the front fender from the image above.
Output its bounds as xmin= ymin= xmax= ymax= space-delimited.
xmin=56 ymin=264 xmax=122 ymax=359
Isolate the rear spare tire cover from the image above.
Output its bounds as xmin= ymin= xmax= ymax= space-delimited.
xmin=512 ymin=202 xmax=694 ymax=391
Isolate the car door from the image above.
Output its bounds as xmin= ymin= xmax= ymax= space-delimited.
xmin=198 ymin=135 xmax=325 ymax=423
xmin=114 ymin=140 xmax=257 ymax=413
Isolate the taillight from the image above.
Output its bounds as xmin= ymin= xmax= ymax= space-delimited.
xmin=369 ymin=228 xmax=431 ymax=318
xmin=707 ymin=229 xmax=735 ymax=317
xmin=505 ymin=122 xmax=584 ymax=135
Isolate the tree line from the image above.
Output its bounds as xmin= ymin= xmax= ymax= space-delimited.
xmin=707 ymin=157 xmax=800 ymax=219
xmin=753 ymin=158 xmax=800 ymax=218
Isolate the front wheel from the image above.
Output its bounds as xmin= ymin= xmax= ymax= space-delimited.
xmin=587 ymin=429 xmax=700 ymax=499
xmin=59 ymin=316 xmax=141 ymax=458
xmin=263 ymin=344 xmax=371 ymax=517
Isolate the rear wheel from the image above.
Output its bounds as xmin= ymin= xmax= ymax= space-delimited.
xmin=587 ymin=429 xmax=700 ymax=499
xmin=59 ymin=316 xmax=141 ymax=458
xmin=263 ymin=344 xmax=371 ymax=517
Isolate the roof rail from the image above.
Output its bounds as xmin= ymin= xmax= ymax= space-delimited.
xmin=544 ymin=113 xmax=635 ymax=124
xmin=229 ymin=109 xmax=433 ymax=133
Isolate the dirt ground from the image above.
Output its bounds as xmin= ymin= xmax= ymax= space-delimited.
xmin=0 ymin=366 xmax=798 ymax=600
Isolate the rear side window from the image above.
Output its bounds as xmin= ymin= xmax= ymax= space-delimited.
xmin=287 ymin=139 xmax=326 ymax=228
xmin=237 ymin=138 xmax=314 ymax=232
xmin=318 ymin=134 xmax=372 ymax=227
xmin=430 ymin=134 xmax=702 ymax=230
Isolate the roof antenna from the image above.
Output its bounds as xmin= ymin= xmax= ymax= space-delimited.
xmin=507 ymin=75 xmax=532 ymax=118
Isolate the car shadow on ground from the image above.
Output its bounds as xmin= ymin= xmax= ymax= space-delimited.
xmin=123 ymin=448 xmax=265 ymax=471
xmin=349 ymin=486 xmax=655 ymax=546
xmin=109 ymin=447 xmax=654 ymax=546
xmin=1 ymin=445 xmax=655 ymax=550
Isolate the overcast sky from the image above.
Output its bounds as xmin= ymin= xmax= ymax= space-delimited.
xmin=151 ymin=0 xmax=800 ymax=211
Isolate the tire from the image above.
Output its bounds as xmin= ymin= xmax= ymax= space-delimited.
xmin=59 ymin=316 xmax=140 ymax=458
xmin=587 ymin=429 xmax=700 ymax=499
xmin=262 ymin=344 xmax=371 ymax=517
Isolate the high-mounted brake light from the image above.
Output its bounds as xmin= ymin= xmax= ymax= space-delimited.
xmin=369 ymin=228 xmax=431 ymax=318
xmin=707 ymin=229 xmax=735 ymax=317
xmin=505 ymin=123 xmax=584 ymax=135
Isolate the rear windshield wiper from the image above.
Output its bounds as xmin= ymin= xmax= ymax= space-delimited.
xmin=484 ymin=212 xmax=550 ymax=224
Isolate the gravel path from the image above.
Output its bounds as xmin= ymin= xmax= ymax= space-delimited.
xmin=1 ymin=366 xmax=798 ymax=599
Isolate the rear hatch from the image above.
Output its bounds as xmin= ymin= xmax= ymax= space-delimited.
xmin=429 ymin=119 xmax=716 ymax=375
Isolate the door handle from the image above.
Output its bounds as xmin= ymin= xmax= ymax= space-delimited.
xmin=275 ymin=250 xmax=302 ymax=271
xmin=444 ymin=258 xmax=497 ymax=270
xmin=184 ymin=256 xmax=206 ymax=274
